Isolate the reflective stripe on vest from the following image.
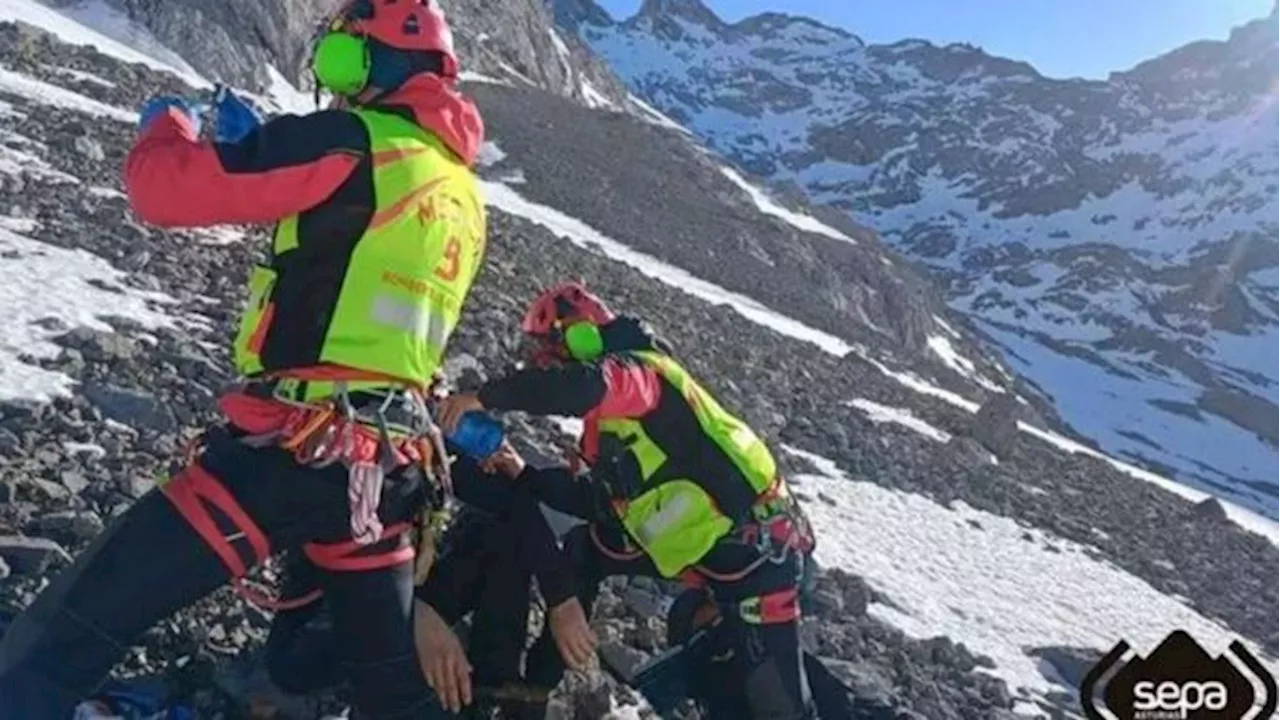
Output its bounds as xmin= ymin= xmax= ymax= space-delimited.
xmin=232 ymin=108 xmax=486 ymax=400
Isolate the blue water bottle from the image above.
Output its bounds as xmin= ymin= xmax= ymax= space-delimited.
xmin=448 ymin=411 xmax=504 ymax=459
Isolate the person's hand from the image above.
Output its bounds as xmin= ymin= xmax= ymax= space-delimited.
xmin=138 ymin=95 xmax=200 ymax=134
xmin=414 ymin=600 xmax=473 ymax=713
xmin=547 ymin=597 xmax=597 ymax=670
xmin=436 ymin=392 xmax=484 ymax=434
xmin=213 ymin=85 xmax=262 ymax=143
xmin=478 ymin=439 xmax=526 ymax=478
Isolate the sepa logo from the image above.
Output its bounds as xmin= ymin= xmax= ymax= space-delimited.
xmin=1081 ymin=630 xmax=1277 ymax=720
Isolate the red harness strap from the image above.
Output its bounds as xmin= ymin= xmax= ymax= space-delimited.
xmin=234 ymin=581 xmax=324 ymax=612
xmin=163 ymin=463 xmax=271 ymax=579
xmin=164 ymin=462 xmax=326 ymax=611
xmin=748 ymin=586 xmax=801 ymax=625
xmin=304 ymin=521 xmax=416 ymax=572
xmin=681 ymin=587 xmax=801 ymax=628
xmin=165 ymin=454 xmax=418 ymax=614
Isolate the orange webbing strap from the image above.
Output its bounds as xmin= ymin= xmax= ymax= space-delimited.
xmin=303 ymin=521 xmax=416 ymax=572
xmin=162 ymin=463 xmax=270 ymax=580
xmin=278 ymin=406 xmax=337 ymax=453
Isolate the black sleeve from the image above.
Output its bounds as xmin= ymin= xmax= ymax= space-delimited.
xmin=212 ymin=109 xmax=369 ymax=175
xmin=515 ymin=463 xmax=598 ymax=520
xmin=510 ymin=498 xmax=577 ymax=609
xmin=415 ymin=470 xmax=580 ymax=612
xmin=447 ymin=454 xmax=520 ymax=515
xmin=478 ymin=364 xmax=607 ymax=417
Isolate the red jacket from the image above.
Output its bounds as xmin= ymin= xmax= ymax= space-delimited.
xmin=123 ymin=75 xmax=484 ymax=228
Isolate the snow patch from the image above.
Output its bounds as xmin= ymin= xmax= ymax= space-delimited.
xmin=580 ymin=78 xmax=615 ymax=110
xmin=496 ymin=62 xmax=537 ymax=87
xmin=626 ymin=92 xmax=692 ymax=134
xmin=864 ymin=355 xmax=983 ymax=412
xmin=0 ymin=0 xmax=208 ymax=87
xmin=87 ymin=186 xmax=124 ymax=199
xmin=0 ymin=228 xmax=173 ymax=402
xmin=0 ymin=66 xmax=137 ymax=122
xmin=927 ymin=334 xmax=1003 ymax=391
xmin=262 ymin=65 xmax=315 ymax=116
xmin=40 ymin=64 xmax=115 ymax=88
xmin=0 ymin=216 xmax=38 ymax=233
xmin=458 ymin=70 xmax=512 ymax=86
xmin=784 ymin=445 xmax=1276 ymax=706
xmin=933 ymin=315 xmax=962 ymax=339
xmin=718 ymin=166 xmax=855 ymax=243
xmin=189 ymin=226 xmax=246 ymax=246
xmin=476 ymin=141 xmax=508 ymax=169
xmin=548 ymin=29 xmax=575 ymax=95
xmin=0 ymin=135 xmax=78 ymax=184
xmin=847 ymin=398 xmax=952 ymax=443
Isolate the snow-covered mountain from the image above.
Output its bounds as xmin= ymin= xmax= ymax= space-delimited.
xmin=556 ymin=0 xmax=1280 ymax=518
xmin=0 ymin=0 xmax=1276 ymax=717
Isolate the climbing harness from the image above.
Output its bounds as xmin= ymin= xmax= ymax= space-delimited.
xmin=234 ymin=376 xmax=452 ymax=542
xmin=162 ymin=369 xmax=458 ymax=613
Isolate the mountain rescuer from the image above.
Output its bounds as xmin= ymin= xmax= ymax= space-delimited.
xmin=436 ymin=282 xmax=821 ymax=720
xmin=0 ymin=1 xmax=492 ymax=717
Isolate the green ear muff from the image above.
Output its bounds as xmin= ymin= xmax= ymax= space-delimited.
xmin=564 ymin=322 xmax=605 ymax=362
xmin=312 ymin=32 xmax=370 ymax=97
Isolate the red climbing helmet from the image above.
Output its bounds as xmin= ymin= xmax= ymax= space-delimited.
xmin=329 ymin=0 xmax=459 ymax=78
xmin=520 ymin=282 xmax=616 ymax=366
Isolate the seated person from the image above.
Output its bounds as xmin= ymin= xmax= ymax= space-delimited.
xmin=262 ymin=441 xmax=596 ymax=717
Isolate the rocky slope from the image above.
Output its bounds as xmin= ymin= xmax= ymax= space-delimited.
xmin=23 ymin=0 xmax=1032 ymax=410
xmin=33 ymin=0 xmax=642 ymax=114
xmin=0 ymin=5 xmax=1277 ymax=720
xmin=556 ymin=0 xmax=1280 ymax=518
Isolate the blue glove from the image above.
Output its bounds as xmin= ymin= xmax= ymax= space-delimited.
xmin=137 ymin=95 xmax=200 ymax=134
xmin=213 ymin=85 xmax=262 ymax=144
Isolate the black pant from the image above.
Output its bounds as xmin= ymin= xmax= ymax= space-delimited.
xmin=521 ymin=523 xmax=814 ymax=720
xmin=0 ymin=426 xmax=439 ymax=720
xmin=266 ymin=504 xmax=536 ymax=695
